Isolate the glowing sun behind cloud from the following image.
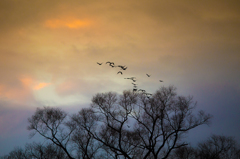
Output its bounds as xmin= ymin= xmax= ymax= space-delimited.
xmin=45 ymin=18 xmax=91 ymax=29
xmin=0 ymin=77 xmax=50 ymax=105
xmin=33 ymin=83 xmax=51 ymax=90
xmin=18 ymin=76 xmax=86 ymax=107
xmin=20 ymin=77 xmax=51 ymax=91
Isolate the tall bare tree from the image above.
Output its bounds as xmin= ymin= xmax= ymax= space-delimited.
xmin=26 ymin=86 xmax=212 ymax=159
xmin=71 ymin=86 xmax=212 ymax=159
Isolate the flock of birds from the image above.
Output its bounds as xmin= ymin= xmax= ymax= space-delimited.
xmin=97 ymin=61 xmax=164 ymax=98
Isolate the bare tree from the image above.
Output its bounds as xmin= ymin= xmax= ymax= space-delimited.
xmin=3 ymin=147 xmax=28 ymax=159
xmin=25 ymin=142 xmax=67 ymax=159
xmin=132 ymin=86 xmax=212 ymax=159
xmin=196 ymin=134 xmax=240 ymax=159
xmin=25 ymin=86 xmax=212 ymax=159
xmin=170 ymin=145 xmax=196 ymax=159
xmin=71 ymin=86 xmax=212 ymax=159
xmin=27 ymin=107 xmax=75 ymax=159
xmin=70 ymin=108 xmax=103 ymax=159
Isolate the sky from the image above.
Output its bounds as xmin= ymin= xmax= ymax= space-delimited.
xmin=0 ymin=0 xmax=240 ymax=155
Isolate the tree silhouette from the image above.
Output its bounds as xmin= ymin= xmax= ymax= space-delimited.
xmin=27 ymin=107 xmax=75 ymax=159
xmin=6 ymin=86 xmax=212 ymax=159
xmin=69 ymin=86 xmax=212 ymax=158
xmin=196 ymin=134 xmax=240 ymax=159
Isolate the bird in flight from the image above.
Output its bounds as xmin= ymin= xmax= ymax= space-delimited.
xmin=125 ymin=77 xmax=136 ymax=80
xmin=122 ymin=67 xmax=127 ymax=70
xmin=97 ymin=62 xmax=102 ymax=65
xmin=106 ymin=61 xmax=114 ymax=65
xmin=106 ymin=61 xmax=113 ymax=64
xmin=106 ymin=61 xmax=115 ymax=67
xmin=146 ymin=74 xmax=151 ymax=77
xmin=117 ymin=71 xmax=123 ymax=74
xmin=118 ymin=65 xmax=127 ymax=70
xmin=159 ymin=80 xmax=163 ymax=82
xmin=133 ymin=88 xmax=138 ymax=92
xmin=122 ymin=66 xmax=127 ymax=70
xmin=125 ymin=77 xmax=136 ymax=82
xmin=110 ymin=63 xmax=115 ymax=67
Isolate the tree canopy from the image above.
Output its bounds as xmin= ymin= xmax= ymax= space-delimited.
xmin=24 ymin=86 xmax=213 ymax=159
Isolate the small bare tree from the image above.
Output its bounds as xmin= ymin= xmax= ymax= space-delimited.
xmin=196 ymin=134 xmax=240 ymax=159
xmin=25 ymin=142 xmax=67 ymax=159
xmin=27 ymin=107 xmax=75 ymax=159
xmin=2 ymin=147 xmax=28 ymax=159
xmin=170 ymin=145 xmax=196 ymax=159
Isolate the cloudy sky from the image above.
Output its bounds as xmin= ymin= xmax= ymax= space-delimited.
xmin=0 ymin=0 xmax=240 ymax=155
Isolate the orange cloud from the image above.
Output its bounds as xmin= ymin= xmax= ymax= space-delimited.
xmin=20 ymin=76 xmax=51 ymax=90
xmin=33 ymin=82 xmax=51 ymax=90
xmin=0 ymin=77 xmax=35 ymax=101
xmin=0 ymin=76 xmax=52 ymax=105
xmin=0 ymin=77 xmax=35 ymax=102
xmin=45 ymin=18 xmax=91 ymax=29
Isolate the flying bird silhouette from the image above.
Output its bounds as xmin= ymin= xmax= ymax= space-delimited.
xmin=110 ymin=64 xmax=115 ymax=67
xmin=122 ymin=66 xmax=127 ymax=70
xmin=106 ymin=61 xmax=115 ymax=67
xmin=146 ymin=74 xmax=151 ymax=77
xmin=125 ymin=77 xmax=136 ymax=82
xmin=117 ymin=71 xmax=123 ymax=74
xmin=159 ymin=80 xmax=163 ymax=82
xmin=133 ymin=88 xmax=138 ymax=92
xmin=118 ymin=65 xmax=127 ymax=70
xmin=106 ymin=61 xmax=114 ymax=65
xmin=97 ymin=62 xmax=102 ymax=65
xmin=118 ymin=65 xmax=124 ymax=68
xmin=125 ymin=77 xmax=136 ymax=80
